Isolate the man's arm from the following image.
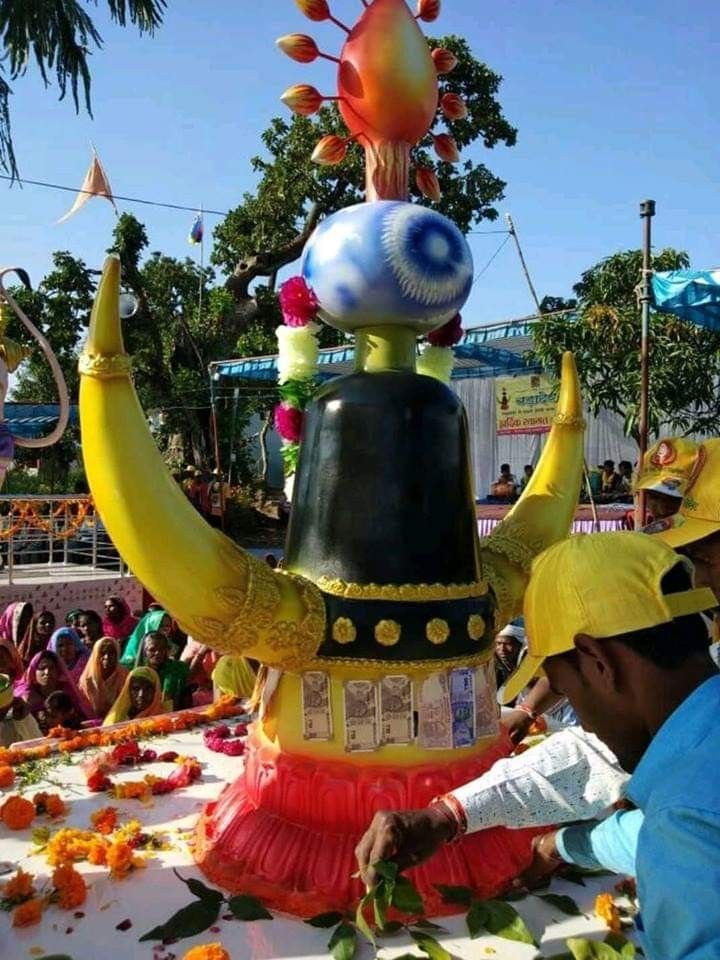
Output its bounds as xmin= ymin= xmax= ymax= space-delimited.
xmin=554 ymin=809 xmax=642 ymax=877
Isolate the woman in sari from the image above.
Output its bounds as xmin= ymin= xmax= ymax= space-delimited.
xmin=14 ymin=650 xmax=91 ymax=731
xmin=0 ymin=601 xmax=35 ymax=663
xmin=78 ymin=637 xmax=128 ymax=719
xmin=211 ymin=655 xmax=257 ymax=701
xmin=0 ymin=637 xmax=24 ymax=682
xmin=103 ymin=666 xmax=165 ymax=726
xmin=138 ymin=632 xmax=190 ymax=710
xmin=19 ymin=610 xmax=56 ymax=664
xmin=120 ymin=609 xmax=172 ymax=667
xmin=101 ymin=596 xmax=137 ymax=648
xmin=47 ymin=627 xmax=89 ymax=684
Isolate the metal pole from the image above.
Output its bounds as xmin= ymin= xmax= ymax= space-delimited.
xmin=209 ymin=374 xmax=225 ymax=532
xmin=635 ymin=199 xmax=655 ymax=530
xmin=505 ymin=213 xmax=543 ymax=316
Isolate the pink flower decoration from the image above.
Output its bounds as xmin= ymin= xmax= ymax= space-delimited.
xmin=275 ymin=403 xmax=304 ymax=443
xmin=278 ymin=276 xmax=318 ymax=327
xmin=428 ymin=313 xmax=464 ymax=347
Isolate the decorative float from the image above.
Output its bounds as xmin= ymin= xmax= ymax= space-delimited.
xmin=78 ymin=0 xmax=585 ymax=917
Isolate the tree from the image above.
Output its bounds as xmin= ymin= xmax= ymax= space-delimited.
xmin=0 ymin=0 xmax=166 ymax=179
xmin=531 ymin=248 xmax=720 ymax=438
xmin=212 ymin=35 xmax=517 ymax=348
xmin=539 ymin=295 xmax=577 ymax=314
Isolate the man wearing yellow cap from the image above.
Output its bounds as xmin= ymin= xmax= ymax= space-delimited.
xmin=357 ymin=533 xmax=719 ymax=959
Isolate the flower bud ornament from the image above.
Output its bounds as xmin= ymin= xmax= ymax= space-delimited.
xmin=311 ymin=135 xmax=348 ymax=166
xmin=295 ymin=0 xmax=330 ymax=21
xmin=441 ymin=92 xmax=468 ymax=120
xmin=276 ymin=34 xmax=319 ymax=63
xmin=416 ymin=0 xmax=441 ymax=22
xmin=433 ymin=133 xmax=460 ymax=163
xmin=415 ymin=166 xmax=441 ymax=202
xmin=432 ymin=48 xmax=458 ymax=74
xmin=281 ymin=84 xmax=324 ymax=117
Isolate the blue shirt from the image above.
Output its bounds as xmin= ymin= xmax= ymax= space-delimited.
xmin=627 ymin=674 xmax=720 ymax=960
xmin=556 ymin=808 xmax=642 ymax=878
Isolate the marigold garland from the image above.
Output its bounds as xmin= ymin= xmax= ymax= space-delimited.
xmin=1 ymin=794 xmax=36 ymax=829
xmin=52 ymin=862 xmax=87 ymax=910
xmin=182 ymin=945 xmax=231 ymax=960
xmin=594 ymin=892 xmax=622 ymax=933
xmin=12 ymin=897 xmax=43 ymax=927
xmin=91 ymin=806 xmax=118 ymax=835
xmin=1 ymin=866 xmax=35 ymax=905
xmin=0 ymin=764 xmax=14 ymax=787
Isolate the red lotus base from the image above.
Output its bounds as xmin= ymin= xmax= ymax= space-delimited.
xmin=194 ymin=727 xmax=539 ymax=917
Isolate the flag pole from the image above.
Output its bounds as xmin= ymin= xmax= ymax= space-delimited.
xmin=198 ymin=203 xmax=204 ymax=325
xmin=505 ymin=213 xmax=542 ymax=316
xmin=635 ymin=199 xmax=655 ymax=530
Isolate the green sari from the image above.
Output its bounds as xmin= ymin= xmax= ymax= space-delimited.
xmin=120 ymin=609 xmax=169 ymax=667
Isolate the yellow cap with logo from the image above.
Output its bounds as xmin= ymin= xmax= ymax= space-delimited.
xmin=643 ymin=438 xmax=720 ymax=548
xmin=500 ymin=531 xmax=717 ymax=704
xmin=634 ymin=437 xmax=703 ymax=499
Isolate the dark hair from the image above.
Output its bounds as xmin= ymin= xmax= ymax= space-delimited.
xmin=79 ymin=609 xmax=102 ymax=630
xmin=603 ymin=459 xmax=615 ymax=469
xmin=36 ymin=651 xmax=59 ymax=670
xmin=524 ymin=464 xmax=533 ymax=471
xmin=612 ymin=563 xmax=711 ymax=669
xmin=619 ymin=460 xmax=632 ymax=470
xmin=500 ymin=463 xmax=511 ymax=473
xmin=144 ymin=630 xmax=168 ymax=648
xmin=45 ymin=691 xmax=74 ymax=712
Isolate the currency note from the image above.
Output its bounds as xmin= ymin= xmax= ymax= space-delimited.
xmin=301 ymin=671 xmax=333 ymax=741
xmin=418 ymin=673 xmax=452 ymax=750
xmin=450 ymin=667 xmax=476 ymax=748
xmin=475 ymin=661 xmax=499 ymax=738
xmin=380 ymin=675 xmax=413 ymax=745
xmin=344 ymin=680 xmax=379 ymax=752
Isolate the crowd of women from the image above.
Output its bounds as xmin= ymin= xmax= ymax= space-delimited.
xmin=0 ymin=597 xmax=257 ymax=746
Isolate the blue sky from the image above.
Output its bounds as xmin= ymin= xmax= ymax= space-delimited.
xmin=2 ymin=0 xmax=719 ymax=339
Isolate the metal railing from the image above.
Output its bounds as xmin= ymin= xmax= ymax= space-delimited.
xmin=0 ymin=495 xmax=125 ymax=585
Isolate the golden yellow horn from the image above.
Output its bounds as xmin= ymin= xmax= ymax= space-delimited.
xmin=481 ymin=352 xmax=585 ymax=625
xmin=79 ymin=256 xmax=324 ymax=667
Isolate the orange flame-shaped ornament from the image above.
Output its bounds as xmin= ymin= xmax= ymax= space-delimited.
xmin=312 ymin=135 xmax=348 ymax=165
xmin=432 ymin=47 xmax=458 ymax=74
xmin=416 ymin=0 xmax=441 ymax=22
xmin=433 ymin=132 xmax=460 ymax=162
xmin=281 ymin=83 xmax=324 ymax=116
xmin=295 ymin=0 xmax=330 ymax=21
xmin=277 ymin=34 xmax=320 ymax=63
xmin=415 ymin=165 xmax=442 ymax=202
xmin=441 ymin=92 xmax=468 ymax=120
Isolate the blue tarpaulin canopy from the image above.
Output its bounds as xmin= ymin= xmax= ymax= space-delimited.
xmin=3 ymin=403 xmax=78 ymax=440
xmin=210 ymin=317 xmax=547 ymax=383
xmin=652 ymin=269 xmax=720 ymax=333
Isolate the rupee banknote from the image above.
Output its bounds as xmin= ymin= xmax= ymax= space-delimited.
xmin=418 ymin=673 xmax=452 ymax=750
xmin=344 ymin=679 xmax=379 ymax=752
xmin=475 ymin=660 xmax=500 ymax=738
xmin=449 ymin=667 xmax=476 ymax=748
xmin=379 ymin=674 xmax=413 ymax=744
xmin=301 ymin=670 xmax=333 ymax=740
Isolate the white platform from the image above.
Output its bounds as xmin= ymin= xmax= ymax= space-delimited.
xmin=0 ymin=724 xmax=634 ymax=960
xmin=0 ymin=563 xmax=143 ymax=620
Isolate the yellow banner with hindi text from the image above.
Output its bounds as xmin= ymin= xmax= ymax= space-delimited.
xmin=496 ymin=374 xmax=556 ymax=435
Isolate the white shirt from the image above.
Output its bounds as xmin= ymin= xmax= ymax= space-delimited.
xmin=450 ymin=726 xmax=628 ymax=833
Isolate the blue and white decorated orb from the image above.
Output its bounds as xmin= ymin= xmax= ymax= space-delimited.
xmin=301 ymin=201 xmax=474 ymax=333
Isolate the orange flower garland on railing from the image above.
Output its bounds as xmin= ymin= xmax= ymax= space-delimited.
xmin=0 ymin=496 xmax=94 ymax=541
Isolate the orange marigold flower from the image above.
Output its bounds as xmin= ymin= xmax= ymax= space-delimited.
xmin=91 ymin=806 xmax=118 ymax=835
xmin=182 ymin=944 xmax=231 ymax=960
xmin=0 ymin=765 xmax=15 ymax=787
xmin=34 ymin=792 xmax=66 ymax=818
xmin=1 ymin=794 xmax=36 ymax=830
xmin=595 ymin=892 xmax=622 ymax=933
xmin=12 ymin=897 xmax=43 ymax=927
xmin=106 ymin=839 xmax=135 ymax=877
xmin=2 ymin=867 xmax=35 ymax=903
xmin=52 ymin=863 xmax=87 ymax=910
xmin=87 ymin=838 xmax=109 ymax=866
xmin=46 ymin=827 xmax=95 ymax=866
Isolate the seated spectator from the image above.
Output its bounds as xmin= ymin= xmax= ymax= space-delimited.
xmin=0 ymin=601 xmax=35 ymax=664
xmin=121 ymin=608 xmax=173 ymax=667
xmin=15 ymin=651 xmax=91 ymax=732
xmin=519 ymin=464 xmax=534 ymax=493
xmin=102 ymin=596 xmax=138 ymax=648
xmin=47 ymin=627 xmax=89 ymax=684
xmin=21 ymin=610 xmax=56 ymax=663
xmin=139 ymin=631 xmax=190 ymax=710
xmin=494 ymin=623 xmax=526 ymax=698
xmin=0 ymin=637 xmax=24 ymax=682
xmin=617 ymin=460 xmax=633 ymax=493
xmin=181 ymin=637 xmax=219 ymax=707
xmin=601 ymin=459 xmax=620 ymax=494
xmin=78 ymin=637 xmax=128 ymax=719
xmin=0 ymin=673 xmax=41 ymax=747
xmin=75 ymin=610 xmax=103 ymax=652
xmin=211 ymin=655 xmax=257 ymax=701
xmin=490 ymin=463 xmax=517 ymax=500
xmin=103 ymin=666 xmax=165 ymax=726
xmin=65 ymin=609 xmax=84 ymax=628
xmin=44 ymin=690 xmax=83 ymax=732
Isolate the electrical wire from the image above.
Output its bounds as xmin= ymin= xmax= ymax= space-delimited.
xmin=0 ymin=174 xmax=228 ymax=217
xmin=472 ymin=233 xmax=512 ymax=286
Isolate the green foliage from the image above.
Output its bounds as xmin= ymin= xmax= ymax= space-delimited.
xmin=531 ymin=247 xmax=720 ymax=438
xmin=0 ymin=0 xmax=166 ymax=178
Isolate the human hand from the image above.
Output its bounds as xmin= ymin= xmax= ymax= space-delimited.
xmin=355 ymin=806 xmax=457 ymax=886
xmin=514 ymin=830 xmax=565 ymax=890
xmin=502 ymin=708 xmax=533 ymax=745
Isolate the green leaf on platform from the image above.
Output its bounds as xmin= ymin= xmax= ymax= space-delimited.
xmin=378 ymin=919 xmax=405 ymax=935
xmin=566 ymin=937 xmax=623 ymax=959
xmin=466 ymin=900 xmax=489 ymax=939
xmin=410 ymin=930 xmax=453 ymax=960
xmin=139 ymin=899 xmax=220 ymax=942
xmin=354 ymin=892 xmax=375 ymax=946
xmin=537 ymin=893 xmax=583 ymax=916
xmin=328 ymin=921 xmax=357 ymax=960
xmin=228 ymin=894 xmax=273 ymax=921
xmin=434 ymin=883 xmax=473 ymax=907
xmin=413 ymin=919 xmax=448 ymax=932
xmin=304 ymin=911 xmax=344 ymax=928
xmin=391 ymin=875 xmax=424 ymax=916
xmin=605 ymin=933 xmax=637 ymax=958
xmin=173 ymin=870 xmax=224 ymax=905
xmin=483 ymin=899 xmax=537 ymax=946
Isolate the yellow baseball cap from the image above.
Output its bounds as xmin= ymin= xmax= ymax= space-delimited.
xmin=501 ymin=531 xmax=717 ymax=704
xmin=634 ymin=437 xmax=703 ymax=500
xmin=643 ymin=439 xmax=720 ymax=548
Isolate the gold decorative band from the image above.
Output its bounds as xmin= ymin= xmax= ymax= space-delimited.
xmin=553 ymin=412 xmax=586 ymax=431
xmin=78 ymin=352 xmax=132 ymax=379
xmin=317 ymin=576 xmax=488 ymax=602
